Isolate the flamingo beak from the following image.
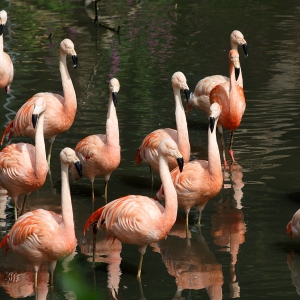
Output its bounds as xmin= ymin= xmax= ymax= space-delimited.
xmin=32 ymin=114 xmax=39 ymax=129
xmin=177 ymin=157 xmax=184 ymax=172
xmin=75 ymin=161 xmax=83 ymax=177
xmin=235 ymin=67 xmax=240 ymax=81
xmin=209 ymin=116 xmax=215 ymax=133
xmin=184 ymin=89 xmax=190 ymax=103
xmin=0 ymin=25 xmax=4 ymax=36
xmin=242 ymin=43 xmax=248 ymax=57
xmin=112 ymin=92 xmax=118 ymax=107
xmin=72 ymin=55 xmax=78 ymax=69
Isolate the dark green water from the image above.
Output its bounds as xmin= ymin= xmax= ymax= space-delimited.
xmin=0 ymin=0 xmax=300 ymax=299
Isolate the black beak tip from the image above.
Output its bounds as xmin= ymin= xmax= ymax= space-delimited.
xmin=184 ymin=89 xmax=190 ymax=102
xmin=112 ymin=92 xmax=118 ymax=107
xmin=72 ymin=55 xmax=78 ymax=69
xmin=209 ymin=117 xmax=215 ymax=133
xmin=75 ymin=161 xmax=83 ymax=177
xmin=235 ymin=68 xmax=240 ymax=81
xmin=242 ymin=43 xmax=248 ymax=57
xmin=32 ymin=114 xmax=38 ymax=129
xmin=0 ymin=24 xmax=4 ymax=36
xmin=177 ymin=157 xmax=184 ymax=172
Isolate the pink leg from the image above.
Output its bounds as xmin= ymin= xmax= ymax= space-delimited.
xmin=229 ymin=130 xmax=236 ymax=163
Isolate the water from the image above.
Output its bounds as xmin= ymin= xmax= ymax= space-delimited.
xmin=0 ymin=0 xmax=300 ymax=299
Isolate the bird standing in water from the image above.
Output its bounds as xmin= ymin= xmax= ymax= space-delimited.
xmin=70 ymin=78 xmax=121 ymax=205
xmin=0 ymin=10 xmax=14 ymax=93
xmin=136 ymin=72 xmax=190 ymax=185
xmin=0 ymin=147 xmax=82 ymax=288
xmin=0 ymin=97 xmax=48 ymax=220
xmin=84 ymin=138 xmax=184 ymax=278
xmin=1 ymin=38 xmax=78 ymax=165
xmin=155 ymin=103 xmax=223 ymax=233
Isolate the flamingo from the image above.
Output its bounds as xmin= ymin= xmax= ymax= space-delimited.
xmin=84 ymin=138 xmax=184 ymax=278
xmin=155 ymin=103 xmax=223 ymax=232
xmin=136 ymin=72 xmax=190 ymax=183
xmin=287 ymin=209 xmax=300 ymax=239
xmin=209 ymin=49 xmax=246 ymax=165
xmin=0 ymin=97 xmax=49 ymax=220
xmin=69 ymin=78 xmax=121 ymax=204
xmin=0 ymin=147 xmax=82 ymax=288
xmin=0 ymin=10 xmax=14 ymax=93
xmin=187 ymin=30 xmax=247 ymax=115
xmin=1 ymin=38 xmax=78 ymax=165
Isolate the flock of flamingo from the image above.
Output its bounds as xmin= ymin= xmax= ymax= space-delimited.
xmin=0 ymin=8 xmax=298 ymax=295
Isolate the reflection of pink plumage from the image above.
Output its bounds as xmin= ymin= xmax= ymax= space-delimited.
xmin=155 ymin=103 xmax=223 ymax=230
xmin=0 ymin=98 xmax=48 ymax=219
xmin=70 ymin=78 xmax=121 ymax=204
xmin=84 ymin=138 xmax=184 ymax=278
xmin=1 ymin=39 xmax=78 ymax=165
xmin=136 ymin=72 xmax=190 ymax=175
xmin=0 ymin=148 xmax=82 ymax=288
xmin=0 ymin=10 xmax=14 ymax=93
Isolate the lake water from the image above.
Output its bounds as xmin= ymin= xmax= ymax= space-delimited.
xmin=0 ymin=0 xmax=300 ymax=299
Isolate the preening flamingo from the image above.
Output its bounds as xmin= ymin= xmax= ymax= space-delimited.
xmin=0 ymin=147 xmax=82 ymax=288
xmin=1 ymin=38 xmax=78 ymax=165
xmin=210 ymin=49 xmax=246 ymax=165
xmin=187 ymin=30 xmax=247 ymax=115
xmin=84 ymin=138 xmax=184 ymax=278
xmin=136 ymin=72 xmax=190 ymax=179
xmin=70 ymin=78 xmax=121 ymax=204
xmin=0 ymin=97 xmax=48 ymax=220
xmin=0 ymin=10 xmax=14 ymax=93
xmin=155 ymin=103 xmax=223 ymax=232
xmin=287 ymin=209 xmax=300 ymax=239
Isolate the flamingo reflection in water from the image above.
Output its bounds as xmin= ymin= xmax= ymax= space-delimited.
xmin=79 ymin=230 xmax=122 ymax=299
xmin=0 ymin=265 xmax=49 ymax=300
xmin=210 ymin=163 xmax=246 ymax=298
xmin=287 ymin=251 xmax=300 ymax=295
xmin=152 ymin=215 xmax=224 ymax=300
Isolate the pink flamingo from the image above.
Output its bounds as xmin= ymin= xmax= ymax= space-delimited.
xmin=136 ymin=72 xmax=190 ymax=179
xmin=0 ymin=10 xmax=14 ymax=93
xmin=69 ymin=78 xmax=121 ymax=204
xmin=155 ymin=103 xmax=223 ymax=232
xmin=210 ymin=49 xmax=246 ymax=165
xmin=287 ymin=209 xmax=300 ymax=239
xmin=0 ymin=147 xmax=82 ymax=288
xmin=84 ymin=138 xmax=184 ymax=278
xmin=1 ymin=38 xmax=78 ymax=165
xmin=187 ymin=30 xmax=247 ymax=114
xmin=0 ymin=97 xmax=48 ymax=220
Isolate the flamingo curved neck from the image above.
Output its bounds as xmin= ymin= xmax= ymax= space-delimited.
xmin=173 ymin=88 xmax=190 ymax=161
xmin=159 ymin=153 xmax=177 ymax=231
xmin=106 ymin=92 xmax=119 ymax=146
xmin=34 ymin=111 xmax=48 ymax=177
xmin=207 ymin=123 xmax=221 ymax=175
xmin=59 ymin=51 xmax=76 ymax=110
xmin=60 ymin=161 xmax=74 ymax=230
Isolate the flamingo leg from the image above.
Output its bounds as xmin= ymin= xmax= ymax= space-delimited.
xmin=14 ymin=203 xmax=18 ymax=221
xmin=20 ymin=195 xmax=28 ymax=216
xmin=47 ymin=141 xmax=54 ymax=165
xmin=104 ymin=180 xmax=108 ymax=204
xmin=48 ymin=261 xmax=57 ymax=287
xmin=94 ymin=0 xmax=99 ymax=23
xmin=228 ymin=130 xmax=236 ymax=163
xmin=185 ymin=212 xmax=189 ymax=237
xmin=197 ymin=210 xmax=202 ymax=226
xmin=149 ymin=165 xmax=154 ymax=190
xmin=91 ymin=181 xmax=95 ymax=202
xmin=137 ymin=245 xmax=147 ymax=278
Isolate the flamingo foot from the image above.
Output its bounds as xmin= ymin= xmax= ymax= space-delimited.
xmin=229 ymin=149 xmax=236 ymax=163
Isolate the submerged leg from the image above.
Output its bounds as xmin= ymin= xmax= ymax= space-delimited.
xmin=228 ymin=130 xmax=236 ymax=163
xmin=48 ymin=260 xmax=57 ymax=287
xmin=104 ymin=180 xmax=108 ymax=204
xmin=185 ymin=211 xmax=189 ymax=238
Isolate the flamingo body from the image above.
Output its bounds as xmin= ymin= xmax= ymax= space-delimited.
xmin=0 ymin=10 xmax=14 ymax=93
xmin=70 ymin=78 xmax=121 ymax=201
xmin=0 ymin=147 xmax=82 ymax=287
xmin=0 ymin=97 xmax=48 ymax=216
xmin=287 ymin=209 xmax=300 ymax=239
xmin=136 ymin=72 xmax=190 ymax=174
xmin=1 ymin=39 xmax=78 ymax=164
xmin=84 ymin=138 xmax=184 ymax=277
xmin=155 ymin=103 xmax=223 ymax=228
